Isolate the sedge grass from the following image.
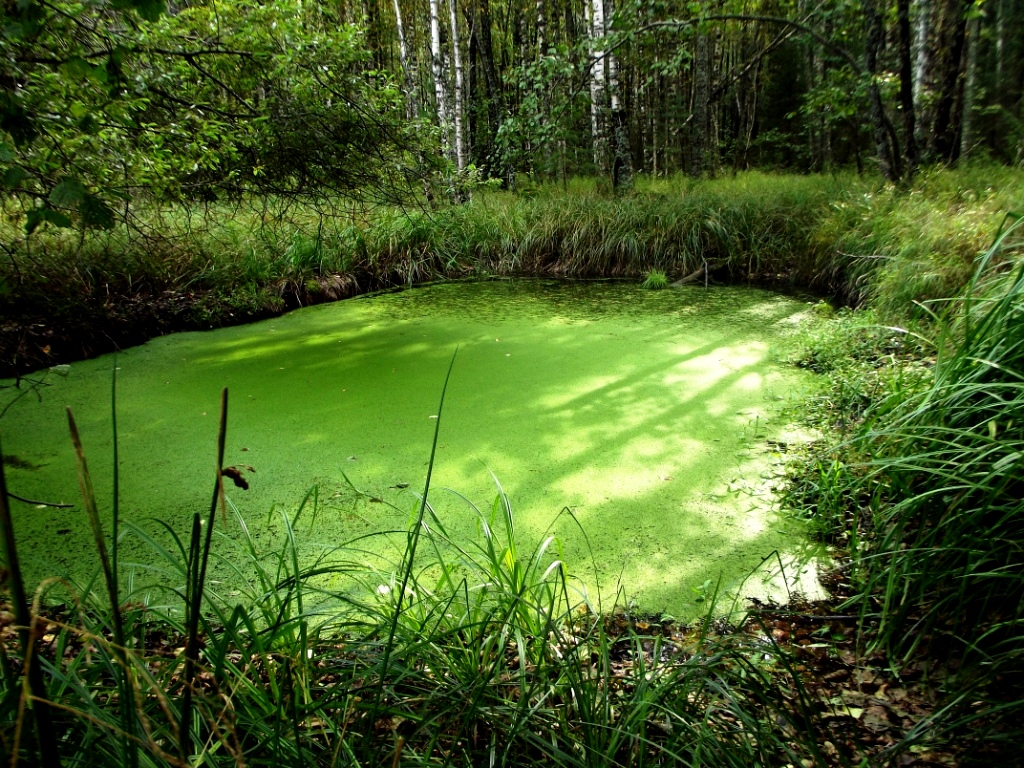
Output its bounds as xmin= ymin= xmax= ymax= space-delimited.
xmin=640 ymin=269 xmax=670 ymax=289
xmin=787 ymin=212 xmax=1024 ymax=755
xmin=6 ymin=165 xmax=1024 ymax=376
xmin=0 ymin=368 xmax=830 ymax=767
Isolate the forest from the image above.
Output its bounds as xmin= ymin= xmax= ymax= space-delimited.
xmin=0 ymin=0 xmax=1021 ymax=218
xmin=1 ymin=0 xmax=1024 ymax=765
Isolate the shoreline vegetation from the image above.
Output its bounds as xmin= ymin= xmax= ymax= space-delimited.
xmin=4 ymin=167 xmax=1021 ymax=376
xmin=2 ymin=166 xmax=1024 ymax=765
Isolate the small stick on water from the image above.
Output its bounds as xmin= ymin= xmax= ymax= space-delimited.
xmin=5 ymin=492 xmax=74 ymax=509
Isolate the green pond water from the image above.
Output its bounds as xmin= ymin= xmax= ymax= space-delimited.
xmin=2 ymin=281 xmax=823 ymax=618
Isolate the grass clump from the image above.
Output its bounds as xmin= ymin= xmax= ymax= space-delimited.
xmin=641 ymin=268 xmax=670 ymax=289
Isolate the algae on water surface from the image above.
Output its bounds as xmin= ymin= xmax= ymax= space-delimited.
xmin=1 ymin=281 xmax=821 ymax=617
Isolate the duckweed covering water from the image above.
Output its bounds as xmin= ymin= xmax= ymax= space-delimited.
xmin=2 ymin=281 xmax=821 ymax=617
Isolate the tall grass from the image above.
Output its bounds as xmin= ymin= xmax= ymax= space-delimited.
xmin=791 ymin=212 xmax=1024 ymax=753
xmin=870 ymin=218 xmax=1023 ymax=635
xmin=0 ymin=370 xmax=828 ymax=766
xmin=6 ymin=166 xmax=1024 ymax=375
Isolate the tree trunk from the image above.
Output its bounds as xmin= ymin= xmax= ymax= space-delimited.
xmin=536 ymin=0 xmax=546 ymax=55
xmin=864 ymin=0 xmax=900 ymax=181
xmin=430 ymin=0 xmax=453 ymax=160
xmin=392 ymin=0 xmax=419 ymax=120
xmin=913 ymin=0 xmax=934 ymax=147
xmin=897 ymin=0 xmax=919 ymax=175
xmin=449 ymin=0 xmax=466 ymax=171
xmin=691 ymin=31 xmax=711 ymax=177
xmin=818 ymin=16 xmax=833 ymax=169
xmin=361 ymin=0 xmax=385 ymax=71
xmin=469 ymin=0 xmax=502 ymax=174
xmin=960 ymin=8 xmax=979 ymax=158
xmin=993 ymin=0 xmax=1022 ymax=160
xmin=586 ymin=0 xmax=609 ymax=175
xmin=608 ymin=27 xmax=632 ymax=189
xmin=927 ymin=0 xmax=969 ymax=162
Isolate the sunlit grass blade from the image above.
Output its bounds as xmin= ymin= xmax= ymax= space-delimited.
xmin=66 ymin=405 xmax=137 ymax=768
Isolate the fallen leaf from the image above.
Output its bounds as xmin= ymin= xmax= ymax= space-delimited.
xmin=861 ymin=705 xmax=892 ymax=732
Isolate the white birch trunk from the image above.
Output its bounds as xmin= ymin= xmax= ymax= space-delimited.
xmin=536 ymin=0 xmax=546 ymax=56
xmin=392 ymin=0 xmax=418 ymax=120
xmin=448 ymin=0 xmax=466 ymax=171
xmin=913 ymin=0 xmax=932 ymax=120
xmin=430 ymin=0 xmax=452 ymax=158
xmin=586 ymin=0 xmax=608 ymax=173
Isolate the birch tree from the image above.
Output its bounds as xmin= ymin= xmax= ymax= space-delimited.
xmin=430 ymin=0 xmax=453 ymax=159
xmin=392 ymin=0 xmax=419 ymax=119
xmin=897 ymin=0 xmax=919 ymax=175
xmin=586 ymin=0 xmax=609 ymax=175
xmin=449 ymin=0 xmax=467 ymax=170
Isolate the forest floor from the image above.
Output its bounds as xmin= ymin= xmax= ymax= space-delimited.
xmin=735 ymin=590 xmax=959 ymax=767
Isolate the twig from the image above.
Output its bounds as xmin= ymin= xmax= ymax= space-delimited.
xmin=5 ymin=493 xmax=74 ymax=509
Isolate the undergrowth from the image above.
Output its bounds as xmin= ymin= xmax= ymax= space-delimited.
xmin=785 ymin=213 xmax=1024 ymax=758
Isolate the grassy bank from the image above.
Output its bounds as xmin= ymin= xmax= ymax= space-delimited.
xmin=786 ymin=212 xmax=1024 ymax=759
xmin=4 ymin=165 xmax=1023 ymax=375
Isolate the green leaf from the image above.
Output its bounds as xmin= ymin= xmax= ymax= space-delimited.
xmin=78 ymin=114 xmax=100 ymax=135
xmin=25 ymin=208 xmax=43 ymax=234
xmin=105 ymin=56 xmax=123 ymax=86
xmin=64 ymin=56 xmax=93 ymax=79
xmin=44 ymin=209 xmax=73 ymax=228
xmin=80 ymin=194 xmax=116 ymax=229
xmin=25 ymin=207 xmax=71 ymax=234
xmin=0 ymin=142 xmax=13 ymax=162
xmin=3 ymin=166 xmax=28 ymax=188
xmin=0 ymin=100 xmax=37 ymax=147
xmin=109 ymin=46 xmax=129 ymax=67
xmin=49 ymin=177 xmax=87 ymax=208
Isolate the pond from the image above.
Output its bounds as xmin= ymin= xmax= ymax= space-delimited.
xmin=2 ymin=280 xmax=823 ymax=618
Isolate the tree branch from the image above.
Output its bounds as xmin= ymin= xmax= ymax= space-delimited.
xmin=634 ymin=14 xmax=863 ymax=74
